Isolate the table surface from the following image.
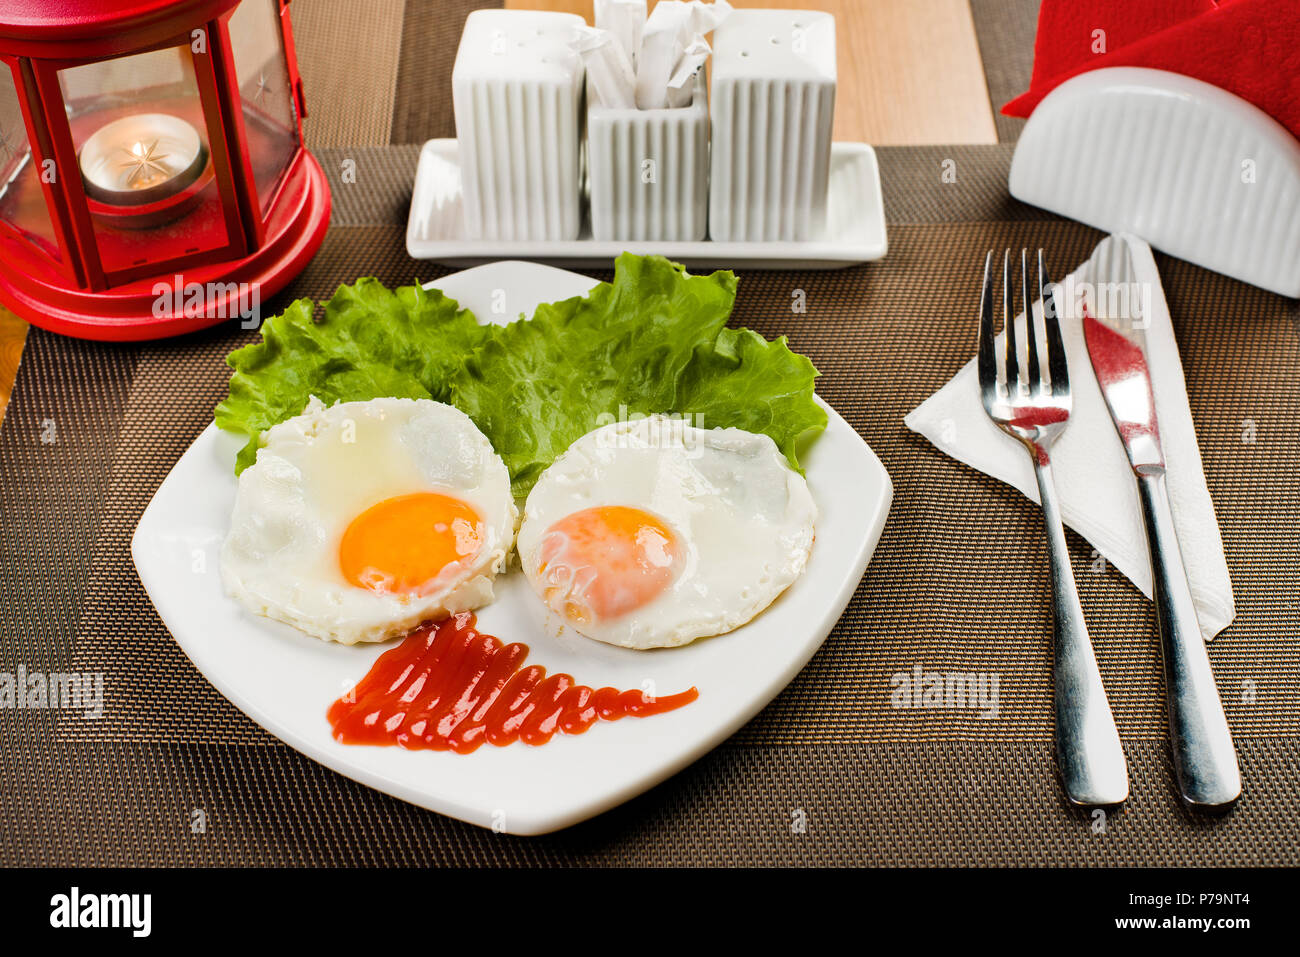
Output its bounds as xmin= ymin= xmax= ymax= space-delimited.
xmin=0 ymin=0 xmax=998 ymax=422
xmin=508 ymin=0 xmax=1000 ymax=145
xmin=7 ymin=0 xmax=1297 ymax=867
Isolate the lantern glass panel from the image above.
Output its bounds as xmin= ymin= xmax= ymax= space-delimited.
xmin=0 ymin=66 xmax=61 ymax=262
xmin=59 ymin=45 xmax=233 ymax=278
xmin=229 ymin=0 xmax=298 ymax=215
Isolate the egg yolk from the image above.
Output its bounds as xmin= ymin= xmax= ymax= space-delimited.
xmin=537 ymin=505 xmax=680 ymax=624
xmin=339 ymin=492 xmax=483 ymax=595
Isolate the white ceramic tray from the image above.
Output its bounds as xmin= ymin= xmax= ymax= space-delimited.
xmin=406 ymin=139 xmax=888 ymax=269
xmin=133 ymin=261 xmax=894 ymax=834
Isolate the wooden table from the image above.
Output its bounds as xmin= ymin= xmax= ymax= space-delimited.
xmin=0 ymin=308 xmax=22 ymax=422
xmin=0 ymin=0 xmax=998 ymax=425
xmin=510 ymin=0 xmax=997 ymax=145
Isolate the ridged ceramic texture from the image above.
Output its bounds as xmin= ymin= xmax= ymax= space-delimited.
xmin=709 ymin=11 xmax=836 ymax=242
xmin=588 ymin=78 xmax=709 ymax=242
xmin=451 ymin=10 xmax=585 ymax=241
xmin=1010 ymin=67 xmax=1300 ymax=298
xmin=407 ymin=139 xmax=887 ymax=268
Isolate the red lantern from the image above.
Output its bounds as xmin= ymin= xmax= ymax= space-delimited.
xmin=0 ymin=0 xmax=330 ymax=341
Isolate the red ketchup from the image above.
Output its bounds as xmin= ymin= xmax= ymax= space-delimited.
xmin=328 ymin=612 xmax=698 ymax=754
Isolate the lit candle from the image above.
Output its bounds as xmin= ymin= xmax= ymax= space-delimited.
xmin=78 ymin=113 xmax=206 ymax=206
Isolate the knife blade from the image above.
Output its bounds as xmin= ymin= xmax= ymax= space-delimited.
xmin=1083 ymin=234 xmax=1241 ymax=808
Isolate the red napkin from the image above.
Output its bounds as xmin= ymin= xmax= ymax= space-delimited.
xmin=1003 ymin=0 xmax=1300 ymax=142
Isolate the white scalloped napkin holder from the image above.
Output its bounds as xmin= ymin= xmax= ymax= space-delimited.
xmin=1010 ymin=67 xmax=1300 ymax=298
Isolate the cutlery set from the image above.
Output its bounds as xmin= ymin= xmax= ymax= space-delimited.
xmin=978 ymin=239 xmax=1241 ymax=808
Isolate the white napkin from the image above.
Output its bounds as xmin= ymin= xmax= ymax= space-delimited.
xmin=572 ymin=25 xmax=638 ymax=109
xmin=578 ymin=0 xmax=729 ymax=110
xmin=904 ymin=234 xmax=1235 ymax=640
xmin=634 ymin=0 xmax=731 ymax=109
xmin=595 ymin=0 xmax=646 ymax=71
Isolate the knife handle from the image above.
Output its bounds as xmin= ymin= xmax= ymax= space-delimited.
xmin=1136 ymin=469 xmax=1241 ymax=807
xmin=1034 ymin=458 xmax=1129 ymax=806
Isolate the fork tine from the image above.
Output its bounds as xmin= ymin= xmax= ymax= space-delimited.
xmin=1002 ymin=249 xmax=1018 ymax=392
xmin=1039 ymin=249 xmax=1069 ymax=394
xmin=1021 ymin=248 xmax=1041 ymax=395
xmin=977 ymin=251 xmax=996 ymax=393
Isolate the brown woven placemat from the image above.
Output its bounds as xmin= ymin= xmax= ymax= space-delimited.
xmin=0 ymin=739 xmax=1296 ymax=866
xmin=969 ymin=0 xmax=1040 ymax=143
xmin=290 ymin=0 xmax=408 ymax=147
xmin=51 ymin=209 xmax=1300 ymax=750
xmin=389 ymin=0 xmax=501 ymax=144
xmin=2 ymin=0 xmax=1299 ymax=866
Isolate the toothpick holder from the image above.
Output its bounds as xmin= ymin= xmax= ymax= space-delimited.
xmin=587 ymin=75 xmax=709 ymax=242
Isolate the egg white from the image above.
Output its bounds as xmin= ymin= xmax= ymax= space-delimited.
xmin=220 ymin=397 xmax=517 ymax=644
xmin=517 ymin=415 xmax=817 ymax=649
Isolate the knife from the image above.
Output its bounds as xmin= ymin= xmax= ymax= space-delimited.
xmin=1083 ymin=235 xmax=1240 ymax=808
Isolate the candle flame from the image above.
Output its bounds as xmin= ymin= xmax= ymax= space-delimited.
xmin=119 ymin=138 xmax=172 ymax=190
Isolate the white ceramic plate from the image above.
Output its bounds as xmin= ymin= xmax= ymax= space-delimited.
xmin=132 ymin=261 xmax=893 ymax=834
xmin=406 ymin=139 xmax=889 ymax=269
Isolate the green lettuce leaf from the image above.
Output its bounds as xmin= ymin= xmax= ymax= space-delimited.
xmin=214 ymin=254 xmax=828 ymax=496
xmin=675 ymin=327 xmax=827 ymax=472
xmin=215 ymin=278 xmax=487 ymax=472
xmin=449 ymin=253 xmax=738 ymax=496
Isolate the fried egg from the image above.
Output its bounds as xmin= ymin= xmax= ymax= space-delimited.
xmin=220 ymin=397 xmax=516 ymax=644
xmin=516 ymin=415 xmax=817 ymax=648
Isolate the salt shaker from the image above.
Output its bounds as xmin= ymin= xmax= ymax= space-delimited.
xmin=452 ymin=10 xmax=586 ymax=241
xmin=709 ymin=10 xmax=836 ymax=242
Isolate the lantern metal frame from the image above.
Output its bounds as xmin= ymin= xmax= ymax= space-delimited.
xmin=0 ymin=0 xmax=330 ymax=340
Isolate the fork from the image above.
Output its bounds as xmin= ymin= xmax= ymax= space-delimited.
xmin=977 ymin=248 xmax=1130 ymax=806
